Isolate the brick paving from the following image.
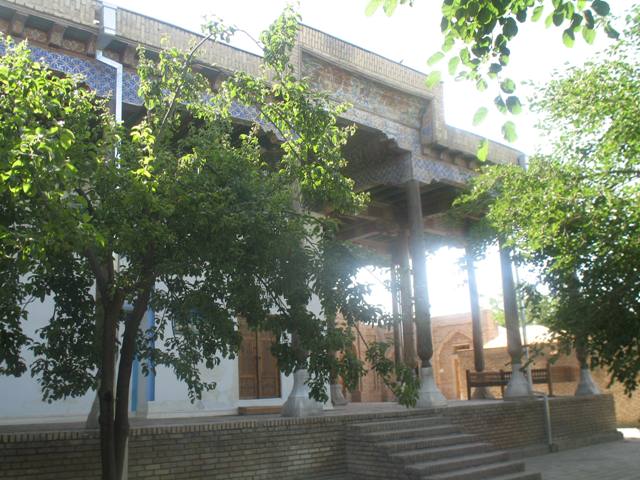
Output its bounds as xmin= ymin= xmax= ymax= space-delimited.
xmin=525 ymin=429 xmax=640 ymax=480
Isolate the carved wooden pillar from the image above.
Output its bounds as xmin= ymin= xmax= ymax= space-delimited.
xmin=398 ymin=232 xmax=417 ymax=368
xmin=499 ymin=245 xmax=533 ymax=399
xmin=406 ymin=180 xmax=446 ymax=407
xmin=282 ymin=185 xmax=325 ymax=417
xmin=465 ymin=247 xmax=493 ymax=399
xmin=390 ymin=246 xmax=403 ymax=366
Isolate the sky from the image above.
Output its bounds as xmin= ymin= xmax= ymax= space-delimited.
xmin=109 ymin=0 xmax=633 ymax=316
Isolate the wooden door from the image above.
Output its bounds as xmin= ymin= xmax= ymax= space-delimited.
xmin=238 ymin=320 xmax=281 ymax=399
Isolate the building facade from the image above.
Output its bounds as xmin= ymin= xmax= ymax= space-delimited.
xmin=0 ymin=0 xmax=529 ymax=424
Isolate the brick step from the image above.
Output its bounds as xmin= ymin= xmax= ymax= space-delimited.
xmin=424 ymin=460 xmax=526 ymax=480
xmin=391 ymin=442 xmax=493 ymax=464
xmin=351 ymin=416 xmax=448 ymax=433
xmin=408 ymin=450 xmax=511 ymax=476
xmin=365 ymin=424 xmax=460 ymax=441
xmin=378 ymin=433 xmax=480 ymax=452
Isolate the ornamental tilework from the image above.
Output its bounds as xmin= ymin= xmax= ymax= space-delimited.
xmin=0 ymin=43 xmax=470 ymax=187
xmin=343 ymin=107 xmax=473 ymax=187
xmin=123 ymin=70 xmax=142 ymax=106
xmin=30 ymin=46 xmax=116 ymax=99
xmin=413 ymin=157 xmax=473 ymax=186
xmin=351 ymin=158 xmax=412 ymax=189
xmin=0 ymin=44 xmax=277 ymax=136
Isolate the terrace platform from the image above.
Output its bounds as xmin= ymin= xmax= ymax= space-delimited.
xmin=0 ymin=395 xmax=621 ymax=480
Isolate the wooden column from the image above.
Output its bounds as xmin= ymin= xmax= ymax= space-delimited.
xmin=398 ymin=232 xmax=416 ymax=368
xmin=465 ymin=248 xmax=493 ymax=399
xmin=282 ymin=184 xmax=325 ymax=416
xmin=390 ymin=247 xmax=403 ymax=366
xmin=406 ymin=180 xmax=446 ymax=406
xmin=499 ymin=245 xmax=532 ymax=399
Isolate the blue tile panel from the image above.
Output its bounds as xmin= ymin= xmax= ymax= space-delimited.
xmin=0 ymin=43 xmax=471 ymax=187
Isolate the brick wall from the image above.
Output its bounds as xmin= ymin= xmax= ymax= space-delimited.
xmin=0 ymin=396 xmax=620 ymax=480
xmin=0 ymin=417 xmax=347 ymax=480
xmin=442 ymin=394 xmax=619 ymax=452
xmin=458 ymin=346 xmax=640 ymax=427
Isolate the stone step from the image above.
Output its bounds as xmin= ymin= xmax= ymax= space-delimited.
xmin=391 ymin=442 xmax=493 ymax=464
xmin=378 ymin=433 xmax=480 ymax=452
xmin=351 ymin=416 xmax=448 ymax=433
xmin=408 ymin=450 xmax=511 ymax=476
xmin=484 ymin=472 xmax=542 ymax=480
xmin=425 ymin=460 xmax=526 ymax=480
xmin=365 ymin=424 xmax=460 ymax=441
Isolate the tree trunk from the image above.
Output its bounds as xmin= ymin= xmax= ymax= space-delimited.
xmin=99 ymin=304 xmax=119 ymax=480
xmin=114 ymin=290 xmax=151 ymax=480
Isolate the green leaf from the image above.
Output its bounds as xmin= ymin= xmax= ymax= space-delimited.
xmin=442 ymin=36 xmax=455 ymax=53
xmin=500 ymin=78 xmax=516 ymax=94
xmin=365 ymin=0 xmax=384 ymax=16
xmin=448 ymin=56 xmax=460 ymax=75
xmin=563 ymin=28 xmax=575 ymax=47
xmin=501 ymin=121 xmax=518 ymax=142
xmin=473 ymin=107 xmax=488 ymax=126
xmin=503 ymin=18 xmax=518 ymax=37
xmin=582 ymin=27 xmax=596 ymax=44
xmin=604 ymin=24 xmax=620 ymax=39
xmin=59 ymin=129 xmax=75 ymax=150
xmin=425 ymin=70 xmax=442 ymax=88
xmin=553 ymin=10 xmax=565 ymax=26
xmin=583 ymin=10 xmax=595 ymax=28
xmin=545 ymin=13 xmax=555 ymax=28
xmin=494 ymin=95 xmax=507 ymax=114
xmin=506 ymin=96 xmax=523 ymax=114
xmin=476 ymin=138 xmax=489 ymax=162
xmin=591 ymin=0 xmax=610 ymax=16
xmin=383 ymin=0 xmax=398 ymax=16
xmin=22 ymin=182 xmax=31 ymax=194
xmin=532 ymin=5 xmax=544 ymax=21
xmin=427 ymin=52 xmax=445 ymax=66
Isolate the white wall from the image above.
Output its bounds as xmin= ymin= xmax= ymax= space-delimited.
xmin=0 ymin=296 xmax=301 ymax=424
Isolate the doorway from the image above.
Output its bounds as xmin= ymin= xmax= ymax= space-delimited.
xmin=238 ymin=320 xmax=281 ymax=399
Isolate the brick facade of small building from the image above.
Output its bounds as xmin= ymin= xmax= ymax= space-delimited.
xmin=353 ymin=312 xmax=639 ymax=428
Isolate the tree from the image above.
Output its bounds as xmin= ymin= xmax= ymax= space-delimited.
xmin=0 ymin=9 xmax=417 ymax=480
xmin=454 ymin=7 xmax=640 ymax=393
xmin=366 ymin=0 xmax=621 ymax=149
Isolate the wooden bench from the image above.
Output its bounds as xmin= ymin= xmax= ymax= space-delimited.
xmin=466 ymin=363 xmax=553 ymax=399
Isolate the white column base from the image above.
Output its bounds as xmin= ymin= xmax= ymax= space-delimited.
xmin=575 ymin=368 xmax=601 ymax=396
xmin=415 ymin=367 xmax=447 ymax=408
xmin=504 ymin=363 xmax=534 ymax=399
xmin=330 ymin=383 xmax=348 ymax=406
xmin=471 ymin=385 xmax=495 ymax=400
xmin=281 ymin=369 xmax=324 ymax=417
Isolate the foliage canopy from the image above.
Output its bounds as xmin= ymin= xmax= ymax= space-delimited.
xmin=366 ymin=0 xmax=622 ymax=150
xmin=455 ymin=7 xmax=640 ymax=393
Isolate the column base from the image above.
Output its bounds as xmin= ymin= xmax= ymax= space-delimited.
xmin=85 ymin=392 xmax=99 ymax=429
xmin=471 ymin=386 xmax=495 ymax=400
xmin=281 ymin=369 xmax=324 ymax=418
xmin=330 ymin=383 xmax=348 ymax=406
xmin=504 ymin=363 xmax=534 ymax=399
xmin=575 ymin=368 xmax=601 ymax=396
xmin=415 ymin=367 xmax=447 ymax=408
